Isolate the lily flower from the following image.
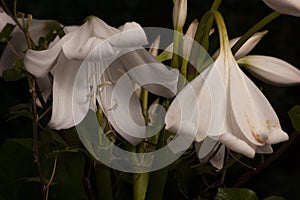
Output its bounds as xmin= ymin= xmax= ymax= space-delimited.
xmin=263 ymin=0 xmax=300 ymax=17
xmin=165 ymin=19 xmax=289 ymax=169
xmin=24 ymin=16 xmax=179 ymax=145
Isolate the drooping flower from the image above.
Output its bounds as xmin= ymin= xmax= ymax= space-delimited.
xmin=165 ymin=16 xmax=289 ymax=169
xmin=263 ymin=0 xmax=300 ymax=17
xmin=24 ymin=16 xmax=179 ymax=145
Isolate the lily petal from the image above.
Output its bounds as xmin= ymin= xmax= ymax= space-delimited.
xmin=238 ymin=55 xmax=300 ymax=86
xmin=36 ymin=76 xmax=52 ymax=107
xmin=118 ymin=48 xmax=179 ymax=98
xmin=0 ymin=9 xmax=15 ymax=30
xmin=212 ymin=31 xmax=268 ymax=60
xmin=233 ymin=31 xmax=268 ymax=59
xmin=263 ymin=0 xmax=300 ymax=17
xmin=219 ymin=133 xmax=255 ymax=158
xmin=229 ymin=55 xmax=289 ymax=146
xmin=24 ymin=32 xmax=74 ymax=77
xmin=209 ymin=144 xmax=225 ymax=170
xmin=149 ymin=35 xmax=160 ymax=57
xmin=48 ymin=53 xmax=82 ymax=129
xmin=1 ymin=19 xmax=56 ymax=76
xmin=99 ymin=59 xmax=145 ymax=145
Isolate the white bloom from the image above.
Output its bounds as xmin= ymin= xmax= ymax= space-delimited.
xmin=165 ymin=28 xmax=289 ymax=169
xmin=24 ymin=16 xmax=179 ymax=145
xmin=263 ymin=0 xmax=300 ymax=17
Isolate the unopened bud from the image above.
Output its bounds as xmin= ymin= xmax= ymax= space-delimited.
xmin=172 ymin=0 xmax=187 ymax=30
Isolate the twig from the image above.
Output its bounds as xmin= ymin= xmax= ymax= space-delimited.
xmin=232 ymin=131 xmax=298 ymax=188
xmin=30 ymin=78 xmax=46 ymax=199
xmin=44 ymin=157 xmax=58 ymax=200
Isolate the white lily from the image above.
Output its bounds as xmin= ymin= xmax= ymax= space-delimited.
xmin=24 ymin=16 xmax=179 ymax=145
xmin=165 ymin=14 xmax=289 ymax=169
xmin=263 ymin=0 xmax=300 ymax=17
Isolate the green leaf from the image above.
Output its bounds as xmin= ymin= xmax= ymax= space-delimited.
xmin=6 ymin=109 xmax=33 ymax=120
xmin=0 ymin=139 xmax=41 ymax=200
xmin=2 ymin=58 xmax=24 ymax=81
xmin=175 ymin=162 xmax=194 ymax=199
xmin=46 ymin=128 xmax=68 ymax=147
xmin=0 ymin=23 xmax=15 ymax=42
xmin=215 ymin=188 xmax=258 ymax=200
xmin=288 ymin=105 xmax=300 ymax=132
xmin=264 ymin=196 xmax=285 ymax=200
xmin=37 ymin=20 xmax=65 ymax=49
xmin=2 ymin=68 xmax=23 ymax=81
xmin=48 ymin=153 xmax=87 ymax=200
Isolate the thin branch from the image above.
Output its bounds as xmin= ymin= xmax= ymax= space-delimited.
xmin=232 ymin=131 xmax=298 ymax=188
xmin=30 ymin=78 xmax=46 ymax=199
xmin=44 ymin=157 xmax=58 ymax=200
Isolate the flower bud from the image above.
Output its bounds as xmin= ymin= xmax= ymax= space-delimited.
xmin=263 ymin=0 xmax=300 ymax=17
xmin=172 ymin=0 xmax=187 ymax=30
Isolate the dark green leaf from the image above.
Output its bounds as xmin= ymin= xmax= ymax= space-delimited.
xmin=288 ymin=105 xmax=300 ymax=132
xmin=264 ymin=196 xmax=285 ymax=200
xmin=46 ymin=128 xmax=68 ymax=146
xmin=194 ymin=164 xmax=215 ymax=175
xmin=0 ymin=139 xmax=41 ymax=200
xmin=215 ymin=188 xmax=258 ymax=200
xmin=6 ymin=109 xmax=33 ymax=120
xmin=23 ymin=177 xmax=56 ymax=186
xmin=49 ymin=153 xmax=87 ymax=200
xmin=2 ymin=68 xmax=23 ymax=81
xmin=0 ymin=23 xmax=15 ymax=42
xmin=175 ymin=162 xmax=193 ymax=199
xmin=13 ymin=58 xmax=23 ymax=70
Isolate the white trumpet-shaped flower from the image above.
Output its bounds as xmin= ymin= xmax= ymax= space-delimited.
xmin=165 ymin=18 xmax=289 ymax=169
xmin=24 ymin=16 xmax=179 ymax=145
xmin=263 ymin=0 xmax=300 ymax=17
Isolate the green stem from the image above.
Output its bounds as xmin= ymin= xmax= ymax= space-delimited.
xmin=141 ymin=89 xmax=148 ymax=119
xmin=231 ymin=11 xmax=281 ymax=55
xmin=187 ymin=0 xmax=222 ymax=80
xmin=133 ymin=144 xmax=149 ymax=200
xmin=146 ymin=130 xmax=169 ymax=200
xmin=133 ymin=172 xmax=149 ymax=200
xmin=171 ymin=28 xmax=183 ymax=68
xmin=212 ymin=11 xmax=231 ymax=52
xmin=95 ymin=107 xmax=113 ymax=200
xmin=95 ymin=164 xmax=113 ymax=200
xmin=133 ymin=87 xmax=150 ymax=200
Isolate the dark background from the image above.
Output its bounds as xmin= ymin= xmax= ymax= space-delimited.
xmin=1 ymin=0 xmax=300 ymax=199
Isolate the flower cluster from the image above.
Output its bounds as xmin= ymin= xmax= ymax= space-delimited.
xmin=0 ymin=0 xmax=300 ymax=172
